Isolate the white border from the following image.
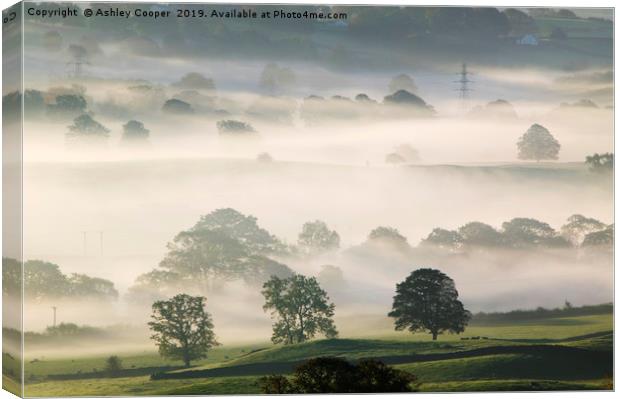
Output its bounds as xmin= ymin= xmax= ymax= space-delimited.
xmin=0 ymin=1 xmax=616 ymax=399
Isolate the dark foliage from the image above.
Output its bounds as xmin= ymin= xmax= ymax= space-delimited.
xmin=259 ymin=357 xmax=416 ymax=393
xmin=389 ymin=268 xmax=470 ymax=340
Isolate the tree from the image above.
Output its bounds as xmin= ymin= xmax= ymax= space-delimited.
xmin=258 ymin=375 xmax=294 ymax=394
xmin=385 ymin=153 xmax=405 ymax=164
xmin=257 ymin=152 xmax=273 ymax=162
xmin=259 ymin=357 xmax=416 ymax=393
xmin=561 ymin=214 xmax=606 ymax=246
xmin=172 ymin=72 xmax=216 ymax=92
xmin=388 ymin=268 xmax=470 ymax=340
xmin=105 ymin=356 xmax=123 ymax=377
xmin=21 ymin=260 xmax=118 ymax=302
xmin=393 ymin=144 xmax=420 ymax=162
xmin=67 ymin=114 xmax=110 ymax=140
xmin=582 ymin=225 xmax=613 ymax=247
xmin=23 ymin=260 xmax=71 ymax=301
xmin=517 ymin=124 xmax=560 ymax=161
xmin=159 ymin=227 xmax=292 ymax=291
xmin=420 ymin=228 xmax=462 ymax=250
xmin=585 ymin=153 xmax=613 ymax=173
xmin=384 ymin=90 xmax=431 ymax=109
xmin=148 ymin=294 xmax=218 ymax=367
xmin=388 ymin=74 xmax=418 ymax=94
xmin=68 ymin=273 xmax=119 ymax=300
xmin=192 ymin=208 xmax=286 ymax=255
xmin=262 ymin=275 xmax=337 ymax=344
xmin=130 ymin=209 xmax=293 ymax=297
xmin=259 ymin=63 xmax=296 ymax=96
xmin=355 ymin=93 xmax=376 ymax=103
xmin=162 ymin=98 xmax=194 ymax=114
xmin=216 ymin=120 xmax=256 ymax=135
xmin=458 ymin=222 xmax=503 ymax=247
xmin=292 ymin=357 xmax=356 ymax=393
xmin=502 ymin=218 xmax=568 ymax=248
xmin=367 ymin=226 xmax=409 ymax=250
xmin=47 ymin=94 xmax=87 ymax=120
xmin=121 ymin=120 xmax=150 ymax=143
xmin=24 ymin=90 xmax=46 ymax=118
xmin=317 ymin=265 xmax=345 ymax=291
xmin=297 ymin=220 xmax=340 ymax=255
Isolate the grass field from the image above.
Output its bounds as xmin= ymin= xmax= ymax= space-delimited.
xmin=19 ymin=312 xmax=612 ymax=396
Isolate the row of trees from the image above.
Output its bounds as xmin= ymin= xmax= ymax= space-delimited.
xmin=422 ymin=215 xmax=613 ymax=250
xmin=2 ymin=258 xmax=118 ymax=301
xmin=148 ymin=268 xmax=469 ymax=367
xmin=127 ymin=208 xmax=612 ymax=305
xmin=66 ymin=114 xmax=150 ymax=145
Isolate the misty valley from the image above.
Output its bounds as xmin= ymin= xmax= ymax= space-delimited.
xmin=2 ymin=4 xmax=614 ymax=395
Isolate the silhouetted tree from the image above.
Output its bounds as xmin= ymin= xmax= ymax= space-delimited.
xmin=262 ymin=275 xmax=337 ymax=344
xmin=517 ymin=124 xmax=560 ymax=161
xmin=389 ymin=268 xmax=470 ymax=340
xmin=297 ymin=220 xmax=340 ymax=255
xmin=149 ymin=294 xmax=218 ymax=367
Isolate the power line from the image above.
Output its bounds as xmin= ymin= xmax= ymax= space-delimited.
xmin=454 ymin=62 xmax=474 ymax=106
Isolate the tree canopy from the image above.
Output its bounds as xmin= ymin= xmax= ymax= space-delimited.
xmin=148 ymin=294 xmax=218 ymax=367
xmin=561 ymin=214 xmax=606 ymax=246
xmin=128 ymin=209 xmax=292 ymax=300
xmin=262 ymin=274 xmax=338 ymax=344
xmin=389 ymin=268 xmax=470 ymax=340
xmin=517 ymin=124 xmax=560 ymax=161
xmin=216 ymin=120 xmax=256 ymax=135
xmin=67 ymin=114 xmax=110 ymax=140
xmin=297 ymin=220 xmax=340 ymax=255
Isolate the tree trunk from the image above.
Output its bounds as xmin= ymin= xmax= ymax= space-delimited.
xmin=432 ymin=331 xmax=438 ymax=340
xmin=183 ymin=346 xmax=191 ymax=368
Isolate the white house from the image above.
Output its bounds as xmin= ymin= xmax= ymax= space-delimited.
xmin=516 ymin=34 xmax=539 ymax=46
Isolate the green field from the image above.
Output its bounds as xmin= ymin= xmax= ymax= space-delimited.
xmin=19 ymin=312 xmax=612 ymax=396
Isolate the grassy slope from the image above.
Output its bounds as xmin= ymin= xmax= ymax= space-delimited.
xmin=23 ymin=314 xmax=612 ymax=396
